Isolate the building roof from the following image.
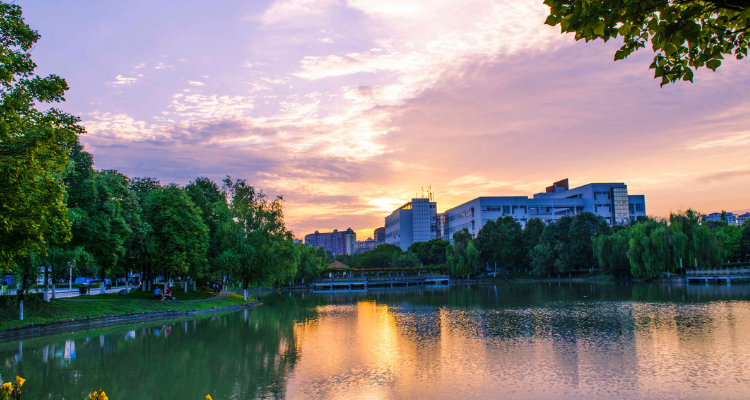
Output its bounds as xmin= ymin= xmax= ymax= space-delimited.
xmin=328 ymin=261 xmax=351 ymax=270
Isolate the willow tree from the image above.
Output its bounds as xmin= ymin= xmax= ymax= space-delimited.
xmin=446 ymin=229 xmax=480 ymax=278
xmin=544 ymin=0 xmax=750 ymax=85
xmin=0 ymin=3 xmax=84 ymax=269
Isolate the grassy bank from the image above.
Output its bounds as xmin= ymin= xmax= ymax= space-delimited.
xmin=0 ymin=288 xmax=252 ymax=330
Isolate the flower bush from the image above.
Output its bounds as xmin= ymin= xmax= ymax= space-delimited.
xmin=0 ymin=375 xmax=24 ymax=400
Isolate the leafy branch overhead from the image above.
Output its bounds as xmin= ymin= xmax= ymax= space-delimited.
xmin=544 ymin=0 xmax=750 ymax=85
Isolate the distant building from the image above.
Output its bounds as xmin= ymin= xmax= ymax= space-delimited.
xmin=373 ymin=227 xmax=386 ymax=244
xmin=304 ymin=228 xmax=356 ymax=255
xmin=293 ymin=239 xmax=302 ymax=244
xmin=739 ymin=212 xmax=750 ymax=226
xmin=355 ymin=238 xmax=378 ymax=254
xmin=385 ymin=198 xmax=439 ymax=251
xmin=706 ymin=212 xmax=738 ymax=225
xmin=441 ymin=179 xmax=646 ymax=243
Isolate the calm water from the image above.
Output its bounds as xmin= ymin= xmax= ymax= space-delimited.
xmin=2 ymin=283 xmax=750 ymax=399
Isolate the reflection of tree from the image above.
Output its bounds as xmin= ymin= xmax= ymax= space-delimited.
xmin=0 ymin=296 xmax=319 ymax=399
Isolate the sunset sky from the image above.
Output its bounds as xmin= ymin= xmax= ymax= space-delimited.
xmin=19 ymin=0 xmax=750 ymax=239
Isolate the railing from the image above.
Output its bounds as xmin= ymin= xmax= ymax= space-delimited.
xmin=685 ymin=268 xmax=750 ymax=276
xmin=314 ymin=275 xmax=449 ymax=283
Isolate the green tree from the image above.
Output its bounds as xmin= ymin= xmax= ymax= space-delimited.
xmin=544 ymin=0 xmax=750 ymax=85
xmin=218 ymin=177 xmax=295 ymax=300
xmin=186 ymin=177 xmax=227 ymax=271
xmin=739 ymin=219 xmax=750 ymax=261
xmin=594 ymin=228 xmax=631 ymax=276
xmin=408 ymin=238 xmax=449 ymax=265
xmin=530 ymin=216 xmax=574 ymax=276
xmin=144 ymin=185 xmax=209 ymax=285
xmin=358 ymin=244 xmax=402 ymax=269
xmin=68 ymin=170 xmax=133 ymax=293
xmin=627 ymin=218 xmax=687 ymax=278
xmin=474 ymin=217 xmax=524 ymax=271
xmin=295 ymin=243 xmax=326 ymax=282
xmin=392 ymin=252 xmax=420 ymax=268
xmin=567 ymin=212 xmax=611 ymax=272
xmin=522 ymin=218 xmax=545 ymax=268
xmin=9 ymin=251 xmax=42 ymax=320
xmin=446 ymin=229 xmax=479 ymax=278
xmin=0 ymin=4 xmax=84 ymax=269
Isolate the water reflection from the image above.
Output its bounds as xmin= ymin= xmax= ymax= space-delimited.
xmin=2 ymin=283 xmax=750 ymax=399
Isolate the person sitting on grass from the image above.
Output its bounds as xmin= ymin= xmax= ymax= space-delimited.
xmin=164 ymin=287 xmax=173 ymax=301
xmin=154 ymin=287 xmax=162 ymax=300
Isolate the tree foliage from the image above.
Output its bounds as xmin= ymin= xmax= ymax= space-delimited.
xmin=0 ymin=4 xmax=84 ymax=269
xmin=544 ymin=0 xmax=750 ymax=85
xmin=446 ymin=229 xmax=480 ymax=277
xmin=474 ymin=216 xmax=524 ymax=270
xmin=144 ymin=185 xmax=209 ymax=281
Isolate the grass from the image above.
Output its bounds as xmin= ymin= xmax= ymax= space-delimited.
xmin=86 ymin=285 xmax=218 ymax=301
xmin=0 ymin=289 xmax=252 ymax=330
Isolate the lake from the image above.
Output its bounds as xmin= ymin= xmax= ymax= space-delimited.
xmin=2 ymin=282 xmax=750 ymax=399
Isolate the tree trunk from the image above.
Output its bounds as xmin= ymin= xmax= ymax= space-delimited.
xmin=44 ymin=266 xmax=50 ymax=302
xmin=184 ymin=278 xmax=187 ymax=293
xmin=19 ymin=300 xmax=23 ymax=320
xmin=100 ymin=266 xmax=107 ymax=294
xmin=243 ymin=282 xmax=248 ymax=301
xmin=193 ymin=280 xmax=196 ymax=292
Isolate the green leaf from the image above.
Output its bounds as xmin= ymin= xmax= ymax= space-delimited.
xmin=706 ymin=59 xmax=721 ymax=71
xmin=614 ymin=50 xmax=626 ymax=61
xmin=544 ymin=15 xmax=559 ymax=26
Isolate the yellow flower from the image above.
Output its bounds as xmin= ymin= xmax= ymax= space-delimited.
xmin=1 ymin=382 xmax=13 ymax=393
xmin=206 ymin=395 xmax=213 ymax=400
xmin=15 ymin=376 xmax=24 ymax=388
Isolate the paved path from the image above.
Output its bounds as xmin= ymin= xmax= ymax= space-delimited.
xmin=35 ymin=286 xmax=128 ymax=299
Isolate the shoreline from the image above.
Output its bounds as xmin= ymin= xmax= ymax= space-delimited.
xmin=0 ymin=301 xmax=260 ymax=342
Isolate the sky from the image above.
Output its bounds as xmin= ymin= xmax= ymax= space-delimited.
xmin=18 ymin=0 xmax=750 ymax=240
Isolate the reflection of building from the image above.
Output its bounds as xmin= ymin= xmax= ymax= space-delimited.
xmin=442 ymin=179 xmax=646 ymax=242
xmin=374 ymin=227 xmax=386 ymax=244
xmin=304 ymin=228 xmax=356 ymax=255
xmin=356 ymin=238 xmax=378 ymax=254
xmin=385 ymin=198 xmax=439 ymax=251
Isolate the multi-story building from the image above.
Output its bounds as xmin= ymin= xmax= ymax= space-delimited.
xmin=739 ymin=212 xmax=750 ymax=226
xmin=706 ymin=212 xmax=739 ymax=225
xmin=355 ymin=238 xmax=378 ymax=254
xmin=304 ymin=228 xmax=356 ymax=255
xmin=373 ymin=227 xmax=386 ymax=244
xmin=441 ymin=179 xmax=646 ymax=242
xmin=385 ymin=198 xmax=439 ymax=251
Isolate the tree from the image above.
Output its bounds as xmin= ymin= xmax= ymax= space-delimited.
xmin=627 ymin=218 xmax=687 ymax=278
xmin=10 ymin=251 xmax=42 ymax=320
xmin=358 ymin=244 xmax=402 ymax=269
xmin=530 ymin=216 xmax=574 ymax=276
xmin=474 ymin=217 xmax=524 ymax=270
xmin=408 ymin=238 xmax=449 ymax=265
xmin=144 ymin=185 xmax=209 ymax=285
xmin=186 ymin=177 xmax=227 ymax=271
xmin=295 ymin=243 xmax=326 ymax=282
xmin=392 ymin=252 xmax=420 ymax=268
xmin=218 ymin=177 xmax=295 ymax=300
xmin=68 ymin=170 xmax=132 ymax=293
xmin=739 ymin=220 xmax=750 ymax=261
xmin=522 ymin=218 xmax=545 ymax=268
xmin=567 ymin=212 xmax=611 ymax=272
xmin=544 ymin=0 xmax=750 ymax=85
xmin=0 ymin=4 xmax=84 ymax=269
xmin=594 ymin=228 xmax=631 ymax=276
xmin=446 ymin=229 xmax=479 ymax=278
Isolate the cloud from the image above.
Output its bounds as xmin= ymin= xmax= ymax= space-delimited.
xmin=693 ymin=168 xmax=750 ymax=184
xmin=110 ymin=75 xmax=137 ymax=86
xmin=188 ymin=80 xmax=206 ymax=86
xmin=259 ymin=0 xmax=339 ymax=25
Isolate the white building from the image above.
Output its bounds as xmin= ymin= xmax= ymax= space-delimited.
xmin=706 ymin=212 xmax=739 ymax=225
xmin=385 ymin=198 xmax=439 ymax=251
xmin=355 ymin=238 xmax=378 ymax=254
xmin=739 ymin=212 xmax=750 ymax=226
xmin=441 ymin=179 xmax=646 ymax=242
